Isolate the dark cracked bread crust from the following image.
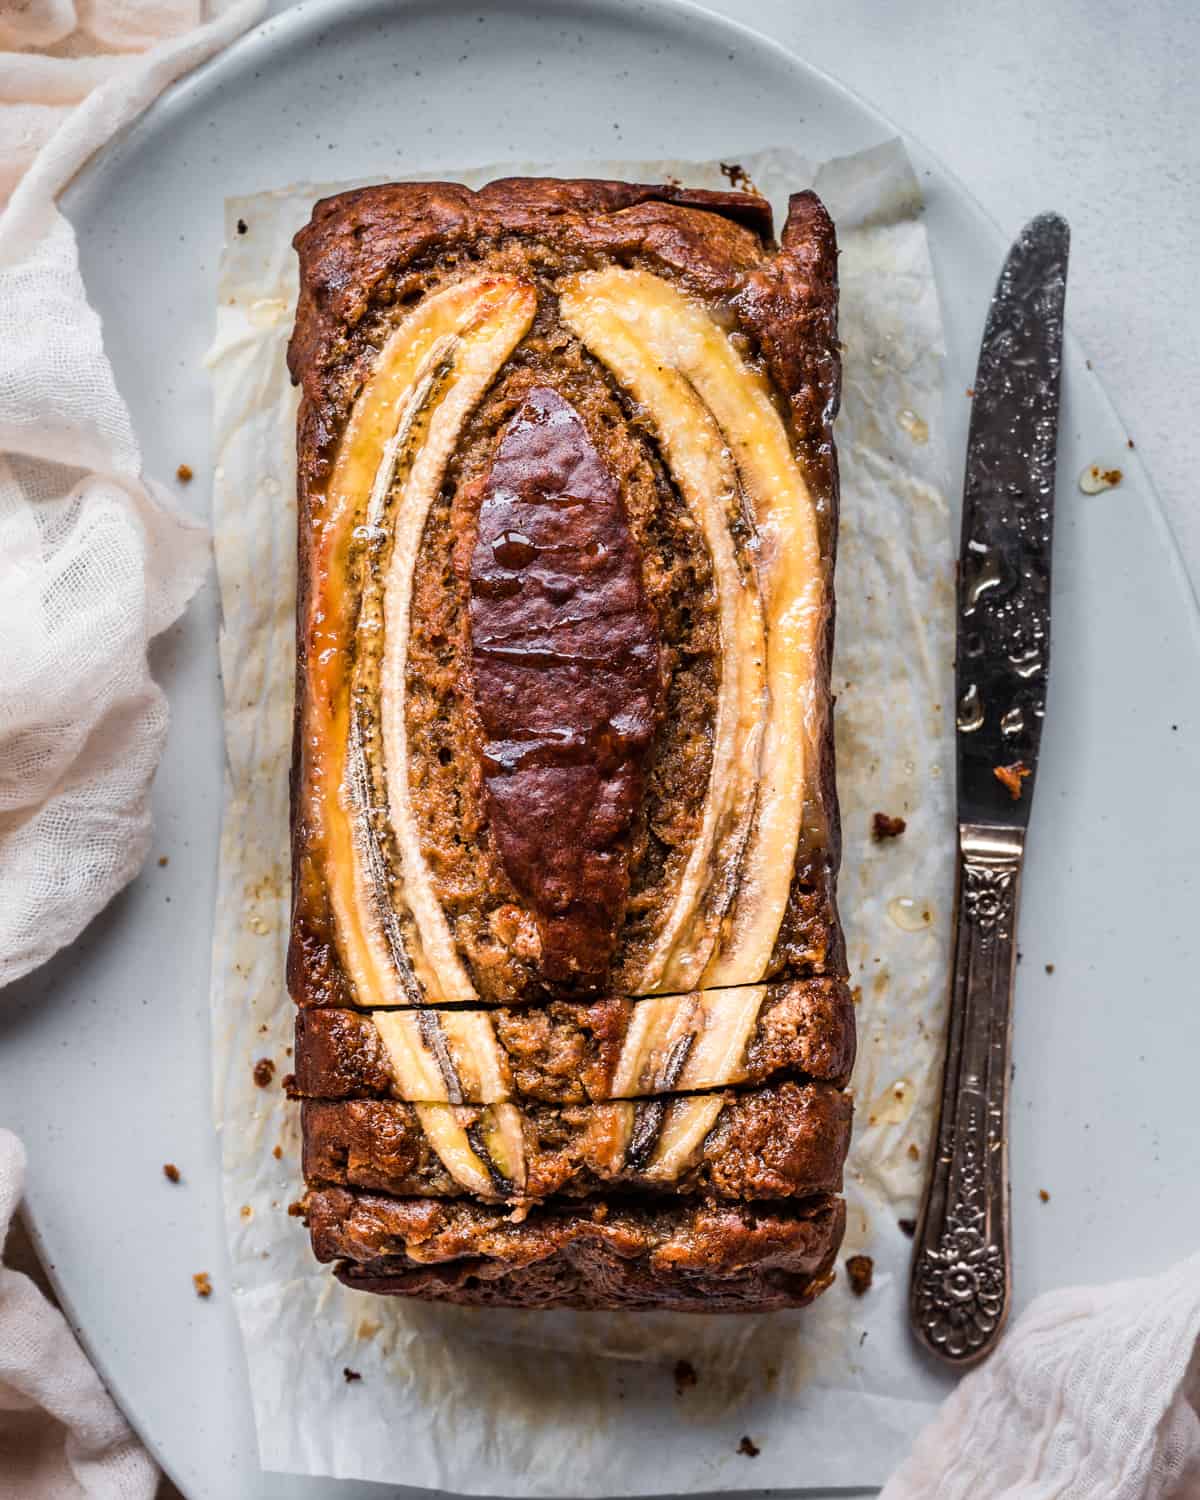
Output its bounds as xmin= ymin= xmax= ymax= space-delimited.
xmin=302 ymin=1081 xmax=851 ymax=1202
xmin=287 ymin=176 xmax=844 ymax=1013
xmin=290 ymin=976 xmax=856 ymax=1106
xmin=305 ymin=1188 xmax=845 ymax=1311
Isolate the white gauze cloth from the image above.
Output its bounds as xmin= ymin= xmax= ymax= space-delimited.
xmin=0 ymin=3 xmax=263 ymax=1495
xmin=0 ymin=0 xmax=266 ymax=990
xmin=882 ymin=1254 xmax=1200 ymax=1499
xmin=0 ymin=1130 xmax=157 ymax=1499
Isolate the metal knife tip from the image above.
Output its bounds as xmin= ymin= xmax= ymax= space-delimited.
xmin=1024 ymin=212 xmax=1070 ymax=251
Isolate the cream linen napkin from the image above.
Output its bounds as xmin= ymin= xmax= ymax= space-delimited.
xmin=0 ymin=1 xmax=263 ymax=1493
xmin=882 ymin=1254 xmax=1200 ymax=1499
xmin=0 ymin=1130 xmax=157 ymax=1498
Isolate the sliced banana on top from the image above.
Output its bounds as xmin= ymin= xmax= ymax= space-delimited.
xmin=558 ymin=290 xmax=768 ymax=994
xmin=364 ymin=983 xmax=776 ymax=1104
xmin=308 ymin=275 xmax=537 ymax=1011
xmin=561 ymin=268 xmax=825 ymax=988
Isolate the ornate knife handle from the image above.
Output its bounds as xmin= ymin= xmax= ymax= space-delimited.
xmin=910 ymin=822 xmax=1023 ymax=1365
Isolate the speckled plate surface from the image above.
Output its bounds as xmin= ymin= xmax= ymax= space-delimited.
xmin=2 ymin=1 xmax=1198 ymax=1497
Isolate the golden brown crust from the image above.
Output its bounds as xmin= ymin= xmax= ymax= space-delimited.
xmin=301 ymin=1082 xmax=851 ymax=1202
xmin=290 ymin=977 xmax=857 ymax=1105
xmin=305 ymin=1188 xmax=844 ymax=1311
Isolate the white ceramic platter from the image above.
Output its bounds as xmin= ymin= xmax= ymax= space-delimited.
xmin=2 ymin=1 xmax=1198 ymax=1496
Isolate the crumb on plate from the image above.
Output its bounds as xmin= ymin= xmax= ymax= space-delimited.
xmin=1079 ymin=463 xmax=1123 ymax=494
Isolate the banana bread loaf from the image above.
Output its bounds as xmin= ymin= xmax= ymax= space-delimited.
xmin=286 ymin=175 xmax=848 ymax=1312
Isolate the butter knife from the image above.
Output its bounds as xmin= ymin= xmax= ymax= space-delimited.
xmin=909 ymin=213 xmax=1070 ymax=1366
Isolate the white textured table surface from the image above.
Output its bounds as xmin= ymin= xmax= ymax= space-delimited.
xmin=698 ymin=0 xmax=1200 ymax=589
xmin=22 ymin=4 xmax=1200 ymax=1495
xmin=259 ymin=0 xmax=1200 ymax=574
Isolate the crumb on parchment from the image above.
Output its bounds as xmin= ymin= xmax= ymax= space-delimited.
xmin=673 ymin=1359 xmax=697 ymax=1394
xmin=845 ymin=1255 xmax=874 ymax=1296
xmin=193 ymin=1272 xmax=212 ymax=1298
xmin=343 ymin=1367 xmax=363 ymax=1384
xmin=719 ymin=161 xmax=755 ymax=192
xmin=872 ymin=812 xmax=907 ymax=840
xmin=157 ymin=855 xmax=169 ymax=867
xmin=175 ymin=464 xmax=193 ymax=483
xmin=737 ymin=1436 xmax=760 ymax=1458
xmin=252 ymin=1057 xmax=276 ymax=1088
xmin=907 ymin=1142 xmax=920 ymax=1161
xmin=236 ymin=218 xmax=248 ymax=235
xmin=1045 ymin=963 xmax=1055 ymax=974
xmin=898 ymin=1218 xmax=916 ymax=1238
xmin=163 ymin=1163 xmax=180 ymax=1183
xmin=273 ymin=1144 xmax=283 ymax=1160
xmin=1039 ymin=1189 xmax=1051 ymax=1203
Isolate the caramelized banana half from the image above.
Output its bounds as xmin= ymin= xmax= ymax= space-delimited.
xmin=306 ymin=276 xmax=537 ymax=1009
xmin=560 ymin=269 xmax=825 ymax=990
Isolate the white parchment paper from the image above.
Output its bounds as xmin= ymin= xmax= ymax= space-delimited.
xmin=207 ymin=141 xmax=957 ymax=1491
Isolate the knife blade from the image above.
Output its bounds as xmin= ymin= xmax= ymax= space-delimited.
xmin=957 ymin=213 xmax=1069 ymax=825
xmin=910 ymin=213 xmax=1069 ymax=1366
